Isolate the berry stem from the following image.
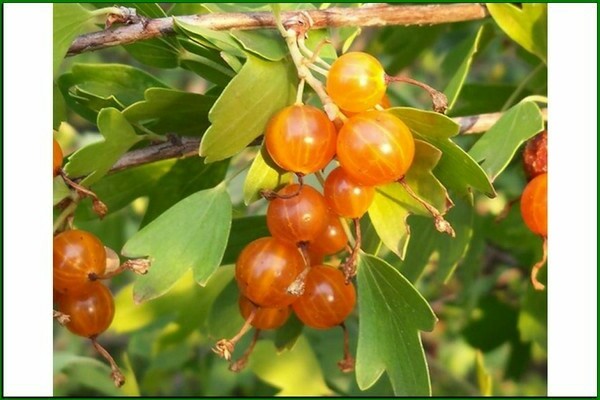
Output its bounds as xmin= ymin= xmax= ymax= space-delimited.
xmin=295 ymin=78 xmax=306 ymax=105
xmin=229 ymin=329 xmax=261 ymax=372
xmin=531 ymin=237 xmax=548 ymax=291
xmin=297 ymin=36 xmax=331 ymax=70
xmin=213 ymin=308 xmax=257 ymax=361
xmin=398 ymin=178 xmax=456 ymax=237
xmin=386 ymin=75 xmax=448 ymax=113
xmin=59 ymin=170 xmax=108 ymax=219
xmin=90 ymin=337 xmax=125 ymax=388
xmin=272 ymin=6 xmax=340 ymax=122
xmin=337 ymin=322 xmax=355 ymax=373
xmin=341 ymin=218 xmax=361 ymax=282
xmin=53 ymin=199 xmax=79 ymax=234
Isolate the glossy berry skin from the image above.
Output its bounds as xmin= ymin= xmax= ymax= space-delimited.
xmin=324 ymin=167 xmax=375 ymax=218
xmin=337 ymin=111 xmax=415 ymax=186
xmin=53 ymin=139 xmax=63 ymax=177
xmin=54 ymin=230 xmax=107 ymax=295
xmin=523 ymin=130 xmax=547 ymax=180
xmin=235 ymin=237 xmax=304 ymax=308
xmin=521 ymin=173 xmax=547 ymax=237
xmin=267 ymin=184 xmax=328 ymax=244
xmin=57 ymin=281 xmax=114 ymax=338
xmin=238 ymin=296 xmax=291 ymax=330
xmin=309 ymin=211 xmax=348 ymax=257
xmin=265 ymin=105 xmax=337 ymax=175
xmin=293 ymin=265 xmax=356 ymax=329
xmin=326 ymin=52 xmax=386 ymax=113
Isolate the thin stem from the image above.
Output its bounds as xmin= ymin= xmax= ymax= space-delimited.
xmin=89 ymin=259 xmax=150 ymax=280
xmin=398 ymin=178 xmax=455 ymax=237
xmin=213 ymin=308 xmax=257 ymax=361
xmin=60 ymin=170 xmax=108 ymax=219
xmin=307 ymin=63 xmax=329 ymax=77
xmin=531 ymin=237 xmax=548 ymax=291
xmin=53 ymin=200 xmax=79 ymax=234
xmin=133 ymin=123 xmax=166 ymax=142
xmin=386 ymin=75 xmax=448 ymax=113
xmin=229 ymin=329 xmax=261 ymax=372
xmin=501 ymin=63 xmax=545 ymax=112
xmin=314 ymin=170 xmax=327 ymax=188
xmin=341 ymin=218 xmax=361 ymax=282
xmin=298 ymin=36 xmax=331 ymax=70
xmin=337 ymin=322 xmax=355 ymax=372
xmin=91 ymin=337 xmax=125 ymax=388
xmin=295 ymin=79 xmax=306 ymax=105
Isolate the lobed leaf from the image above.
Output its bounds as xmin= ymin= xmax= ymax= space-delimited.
xmin=64 ymin=108 xmax=144 ymax=187
xmin=123 ymin=185 xmax=232 ymax=303
xmin=356 ymin=254 xmax=436 ymax=396
xmin=53 ymin=4 xmax=93 ymax=77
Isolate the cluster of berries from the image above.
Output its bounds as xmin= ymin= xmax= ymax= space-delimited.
xmin=214 ymin=52 xmax=421 ymax=371
xmin=53 ymin=139 xmax=142 ymax=387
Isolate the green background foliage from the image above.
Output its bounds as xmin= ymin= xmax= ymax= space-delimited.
xmin=54 ymin=3 xmax=547 ymax=396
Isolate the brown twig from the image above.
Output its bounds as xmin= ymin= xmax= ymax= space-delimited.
xmin=386 ymin=75 xmax=448 ymax=113
xmin=90 ymin=337 xmax=125 ymax=388
xmin=457 ymin=108 xmax=549 ymax=135
xmin=67 ymin=4 xmax=488 ymax=56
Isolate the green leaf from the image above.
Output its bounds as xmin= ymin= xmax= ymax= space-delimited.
xmin=123 ymin=88 xmax=216 ymax=137
xmin=462 ymin=294 xmax=519 ymax=351
xmin=64 ymin=108 xmax=144 ymax=187
xmin=53 ymin=82 xmax=67 ymax=130
xmin=248 ymin=336 xmax=332 ymax=396
xmin=140 ymin=158 xmax=229 ymax=226
xmin=207 ymin=270 xmax=243 ymax=339
xmin=124 ymin=39 xmax=181 ymax=69
xmin=53 ymin=176 xmax=71 ymax=206
xmin=368 ymin=140 xmax=449 ymax=259
xmin=122 ymin=185 xmax=232 ymax=303
xmin=179 ymin=38 xmax=236 ymax=86
xmin=58 ymin=64 xmax=168 ymax=122
xmin=54 ymin=353 xmax=120 ymax=395
xmin=111 ymin=267 xmax=231 ymax=336
xmin=356 ymin=254 xmax=436 ymax=396
xmin=449 ymin=84 xmax=523 ymax=117
xmin=53 ymin=4 xmax=93 ymax=77
xmin=475 ymin=351 xmax=493 ymax=396
xmin=200 ymin=55 xmax=297 ymax=162
xmin=468 ymin=101 xmax=544 ymax=181
xmin=518 ymin=280 xmax=547 ymax=351
xmin=389 ymin=107 xmax=495 ymax=197
xmin=443 ymin=23 xmax=494 ymax=111
xmin=230 ymin=29 xmax=287 ymax=61
xmin=221 ymin=216 xmax=270 ymax=265
xmin=274 ymin=313 xmax=304 ymax=351
xmin=487 ymin=3 xmax=547 ymax=63
xmin=243 ymin=145 xmax=293 ymax=205
xmin=401 ymin=194 xmax=474 ymax=283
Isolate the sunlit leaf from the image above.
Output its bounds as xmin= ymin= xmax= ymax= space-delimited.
xmin=53 ymin=4 xmax=93 ymax=77
xmin=123 ymin=185 xmax=232 ymax=302
xmin=243 ymin=145 xmax=293 ymax=205
xmin=487 ymin=3 xmax=547 ymax=63
xmin=356 ymin=254 xmax=436 ymax=395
